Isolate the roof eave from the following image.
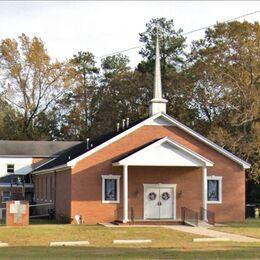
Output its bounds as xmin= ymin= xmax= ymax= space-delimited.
xmin=67 ymin=112 xmax=250 ymax=170
xmin=33 ymin=164 xmax=71 ymax=175
xmin=243 ymin=164 xmax=251 ymax=169
xmin=160 ymin=113 xmax=251 ymax=169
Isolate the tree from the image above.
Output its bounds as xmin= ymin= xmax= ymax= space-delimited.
xmin=187 ymin=21 xmax=260 ymax=182
xmin=136 ymin=17 xmax=199 ymax=125
xmin=59 ymin=51 xmax=99 ymax=140
xmin=138 ymin=17 xmax=186 ymax=76
xmin=92 ymin=71 xmax=153 ymax=136
xmin=0 ymin=99 xmax=23 ymax=139
xmin=91 ymin=54 xmax=152 ymax=136
xmin=101 ymin=53 xmax=130 ymax=78
xmin=0 ymin=34 xmax=67 ymax=139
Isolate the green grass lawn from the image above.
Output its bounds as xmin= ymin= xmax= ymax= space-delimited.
xmin=0 ymin=224 xmax=203 ymax=248
xmin=0 ymin=247 xmax=260 ymax=259
xmin=212 ymin=218 xmax=260 ymax=238
xmin=0 ymin=219 xmax=259 ymax=259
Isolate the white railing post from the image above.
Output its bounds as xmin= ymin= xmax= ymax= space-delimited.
xmin=202 ymin=167 xmax=208 ymax=221
xmin=123 ymin=164 xmax=129 ymax=223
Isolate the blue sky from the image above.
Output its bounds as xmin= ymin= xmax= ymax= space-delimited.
xmin=0 ymin=1 xmax=259 ymax=67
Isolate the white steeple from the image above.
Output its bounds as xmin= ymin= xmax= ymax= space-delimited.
xmin=149 ymin=27 xmax=168 ymax=116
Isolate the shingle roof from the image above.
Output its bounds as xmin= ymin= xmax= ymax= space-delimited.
xmin=34 ymin=112 xmax=250 ymax=172
xmin=35 ymin=116 xmax=148 ymax=172
xmin=0 ymin=141 xmax=81 ymax=156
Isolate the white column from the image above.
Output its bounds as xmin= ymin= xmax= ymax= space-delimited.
xmin=123 ymin=165 xmax=129 ymax=223
xmin=202 ymin=167 xmax=208 ymax=221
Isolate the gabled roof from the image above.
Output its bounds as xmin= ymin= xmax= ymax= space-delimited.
xmin=34 ymin=112 xmax=250 ymax=173
xmin=158 ymin=113 xmax=251 ymax=169
xmin=113 ymin=137 xmax=214 ymax=167
xmin=34 ymin=117 xmax=148 ymax=172
xmin=34 ymin=141 xmax=88 ymax=171
xmin=0 ymin=140 xmax=81 ymax=157
xmin=66 ymin=113 xmax=250 ymax=169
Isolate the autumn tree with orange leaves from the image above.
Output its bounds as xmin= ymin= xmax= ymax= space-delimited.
xmin=0 ymin=34 xmax=68 ymax=139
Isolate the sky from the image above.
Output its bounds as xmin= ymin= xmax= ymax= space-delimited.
xmin=0 ymin=1 xmax=259 ymax=68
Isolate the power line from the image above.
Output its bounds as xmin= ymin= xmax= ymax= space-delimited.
xmin=182 ymin=10 xmax=260 ymax=35
xmin=95 ymin=10 xmax=260 ymax=60
xmin=96 ymin=45 xmax=144 ymax=59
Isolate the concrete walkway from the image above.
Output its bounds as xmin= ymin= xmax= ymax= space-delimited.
xmin=100 ymin=222 xmax=260 ymax=243
xmin=164 ymin=225 xmax=260 ymax=242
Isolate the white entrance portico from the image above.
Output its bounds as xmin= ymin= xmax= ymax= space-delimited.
xmin=112 ymin=136 xmax=214 ymax=223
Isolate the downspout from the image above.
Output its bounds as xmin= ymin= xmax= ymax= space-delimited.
xmin=202 ymin=167 xmax=208 ymax=221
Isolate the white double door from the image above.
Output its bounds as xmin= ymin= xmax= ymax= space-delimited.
xmin=144 ymin=184 xmax=176 ymax=219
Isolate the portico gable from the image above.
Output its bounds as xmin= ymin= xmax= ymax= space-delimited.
xmin=113 ymin=136 xmax=214 ymax=167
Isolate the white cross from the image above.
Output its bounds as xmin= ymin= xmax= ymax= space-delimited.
xmin=10 ymin=201 xmax=26 ymax=223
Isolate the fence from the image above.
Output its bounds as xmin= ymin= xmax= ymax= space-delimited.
xmin=29 ymin=203 xmax=54 ymax=218
xmin=0 ymin=203 xmax=54 ymax=222
xmin=181 ymin=207 xmax=198 ymax=226
xmin=200 ymin=207 xmax=215 ymax=225
xmin=115 ymin=206 xmax=144 ymax=223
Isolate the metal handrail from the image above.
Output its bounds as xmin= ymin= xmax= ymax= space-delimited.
xmin=29 ymin=203 xmax=54 ymax=207
xmin=130 ymin=207 xmax=134 ymax=224
xmin=200 ymin=207 xmax=215 ymax=226
xmin=181 ymin=207 xmax=198 ymax=226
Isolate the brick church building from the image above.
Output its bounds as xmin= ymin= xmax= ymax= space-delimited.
xmin=33 ymin=36 xmax=250 ymax=224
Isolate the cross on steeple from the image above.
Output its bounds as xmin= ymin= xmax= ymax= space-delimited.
xmin=149 ymin=26 xmax=168 ymax=116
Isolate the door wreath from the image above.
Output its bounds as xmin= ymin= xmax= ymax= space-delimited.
xmin=161 ymin=192 xmax=170 ymax=200
xmin=148 ymin=192 xmax=157 ymax=200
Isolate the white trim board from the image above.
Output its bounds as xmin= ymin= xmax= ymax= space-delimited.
xmin=101 ymin=175 xmax=121 ymax=204
xmin=33 ymin=164 xmax=69 ymax=175
xmin=207 ymin=175 xmax=223 ymax=204
xmin=156 ymin=114 xmax=250 ymax=169
xmin=113 ymin=137 xmax=214 ymax=167
xmin=57 ymin=113 xmax=249 ymax=169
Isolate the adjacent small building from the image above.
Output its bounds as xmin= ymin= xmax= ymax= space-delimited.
xmin=0 ymin=141 xmax=80 ymax=209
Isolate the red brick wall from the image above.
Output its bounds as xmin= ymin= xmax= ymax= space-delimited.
xmin=34 ymin=173 xmax=55 ymax=204
xmin=127 ymin=166 xmax=202 ymax=220
xmin=55 ymin=169 xmax=71 ymax=220
xmin=6 ymin=200 xmax=29 ymax=226
xmin=34 ymin=170 xmax=71 ymax=221
xmin=70 ymin=125 xmax=245 ymax=224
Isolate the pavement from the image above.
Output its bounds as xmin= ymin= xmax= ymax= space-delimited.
xmin=164 ymin=225 xmax=260 ymax=242
xmin=100 ymin=222 xmax=260 ymax=243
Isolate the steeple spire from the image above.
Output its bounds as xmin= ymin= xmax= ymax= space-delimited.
xmin=149 ymin=26 xmax=168 ymax=116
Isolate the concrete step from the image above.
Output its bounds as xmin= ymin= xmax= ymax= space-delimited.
xmin=113 ymin=220 xmax=184 ymax=226
xmin=198 ymin=220 xmax=213 ymax=227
